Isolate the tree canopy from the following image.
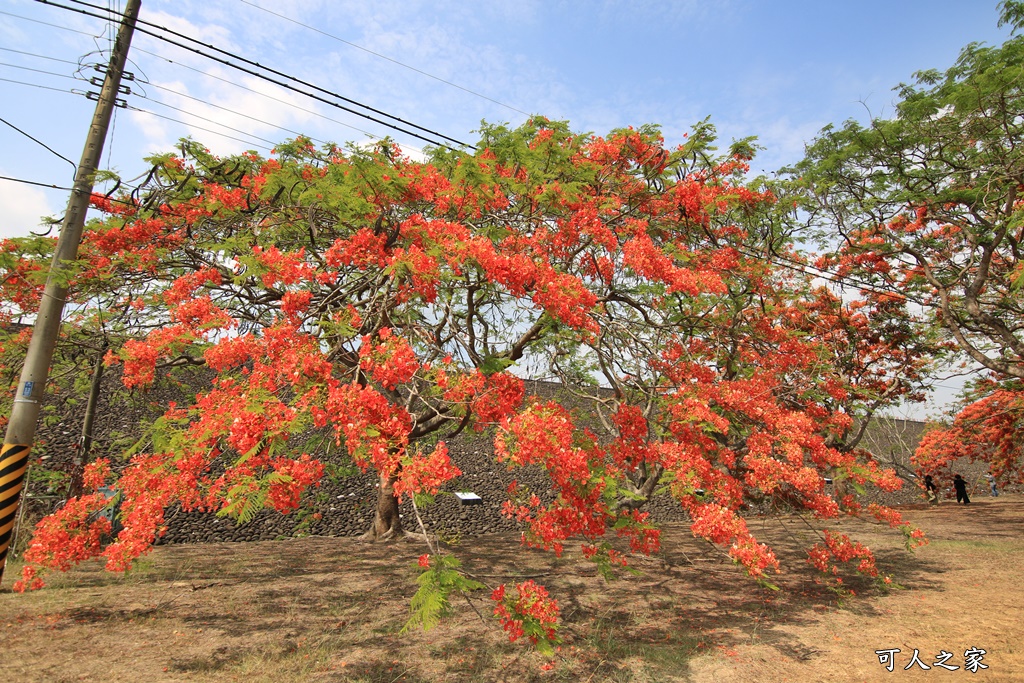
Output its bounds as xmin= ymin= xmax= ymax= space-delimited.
xmin=3 ymin=118 xmax=929 ymax=651
xmin=794 ymin=15 xmax=1024 ymax=485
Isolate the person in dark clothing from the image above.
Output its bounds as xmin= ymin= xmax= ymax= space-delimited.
xmin=924 ymin=475 xmax=939 ymax=504
xmin=953 ymin=474 xmax=970 ymax=505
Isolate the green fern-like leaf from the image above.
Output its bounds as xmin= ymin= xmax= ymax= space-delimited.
xmin=402 ymin=555 xmax=483 ymax=634
xmin=217 ymin=480 xmax=268 ymax=524
xmin=237 ymin=490 xmax=267 ymax=524
xmin=403 ymin=569 xmax=450 ymax=633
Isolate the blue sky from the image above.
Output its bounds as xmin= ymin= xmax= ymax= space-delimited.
xmin=0 ymin=0 xmax=1014 ymax=416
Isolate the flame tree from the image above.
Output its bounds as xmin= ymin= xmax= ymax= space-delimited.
xmin=794 ymin=2 xmax=1024 ymax=486
xmin=6 ymin=119 xmax=926 ymax=649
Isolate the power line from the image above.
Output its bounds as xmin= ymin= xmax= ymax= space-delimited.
xmin=39 ymin=0 xmax=471 ymax=151
xmin=0 ymin=167 xmax=948 ymax=302
xmin=0 ymin=176 xmax=914 ymax=305
xmin=0 ymin=12 xmax=929 ymax=305
xmin=0 ymin=105 xmax=928 ymax=301
xmin=8 ymin=47 xmax=332 ymax=152
xmin=131 ymin=45 xmax=388 ymax=146
xmin=0 ymin=117 xmax=77 ymax=176
xmin=131 ymin=29 xmax=462 ymax=151
xmin=0 ymin=56 xmax=385 ymax=159
xmin=0 ymin=61 xmax=107 ymax=103
xmin=0 ymin=47 xmax=80 ymax=65
xmin=0 ymin=93 xmax=931 ymax=295
xmin=0 ymin=77 xmax=75 ymax=94
xmin=732 ymin=244 xmax=930 ymax=307
xmin=103 ymin=0 xmax=122 ymax=176
xmin=113 ymin=0 xmax=470 ymax=147
xmin=0 ymin=66 xmax=289 ymax=169
xmin=0 ymin=61 xmax=76 ymax=80
xmin=796 ymin=255 xmax=930 ymax=308
xmin=143 ymin=81 xmax=329 ymax=147
xmin=3 ymin=77 xmax=279 ymax=161
xmin=125 ymin=106 xmax=275 ymax=151
xmin=0 ymin=175 xmax=74 ymax=192
xmin=0 ymin=8 xmax=94 ymax=36
xmin=135 ymin=97 xmax=278 ymax=146
xmin=235 ymin=0 xmax=531 ymax=118
xmin=1 ymin=173 xmax=172 ymax=214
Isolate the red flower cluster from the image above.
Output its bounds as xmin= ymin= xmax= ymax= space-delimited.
xmin=393 ymin=443 xmax=461 ymax=502
xmin=266 ymin=454 xmax=325 ymax=513
xmin=359 ymin=328 xmax=420 ymax=390
xmin=914 ymin=387 xmax=1024 ymax=484
xmin=807 ymin=529 xmax=879 ymax=578
xmin=14 ymin=492 xmax=112 ymax=590
xmin=491 ymin=580 xmax=559 ymax=647
xmin=3 ymin=121 xmax=936 ymax=652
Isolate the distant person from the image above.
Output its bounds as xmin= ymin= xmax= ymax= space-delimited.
xmin=953 ymin=474 xmax=971 ymax=505
xmin=924 ymin=475 xmax=939 ymax=504
xmin=987 ymin=473 xmax=1000 ymax=497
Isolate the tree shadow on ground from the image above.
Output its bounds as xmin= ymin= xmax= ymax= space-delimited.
xmin=5 ymin=500 xmax=1020 ymax=682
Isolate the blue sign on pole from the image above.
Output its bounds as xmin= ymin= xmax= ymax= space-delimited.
xmin=22 ymin=382 xmax=33 ymax=398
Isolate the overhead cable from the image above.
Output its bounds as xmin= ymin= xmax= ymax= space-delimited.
xmin=766 ymin=249 xmax=927 ymax=305
xmin=38 ymin=0 xmax=471 ymax=150
xmin=131 ymin=30 xmax=461 ymax=150
xmin=0 ymin=117 xmax=78 ymax=176
xmin=0 ymin=63 xmax=279 ymax=151
xmin=1 ymin=49 xmax=296 ymax=153
xmin=235 ymin=0 xmax=531 ymax=117
xmin=144 ymin=81 xmax=329 ymax=147
xmin=132 ymin=45 xmax=389 ymax=146
xmin=125 ymin=106 xmax=275 ymax=151
xmin=0 ymin=8 xmax=94 ymax=36
xmin=0 ymin=61 xmax=76 ymax=79
xmin=0 ymin=175 xmax=75 ymax=192
xmin=733 ymin=245 xmax=928 ymax=307
xmin=0 ymin=46 xmax=80 ymax=65
xmin=136 ymin=95 xmax=281 ymax=146
xmin=0 ymin=76 xmax=76 ymax=93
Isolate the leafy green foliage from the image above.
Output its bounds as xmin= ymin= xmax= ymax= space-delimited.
xmin=403 ymin=554 xmax=484 ymax=633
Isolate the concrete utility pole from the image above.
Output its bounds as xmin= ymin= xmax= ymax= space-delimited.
xmin=0 ymin=0 xmax=141 ymax=586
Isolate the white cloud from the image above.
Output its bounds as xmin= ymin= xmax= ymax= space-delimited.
xmin=0 ymin=174 xmax=58 ymax=238
xmin=202 ymin=74 xmax=320 ymax=135
xmin=127 ymin=103 xmax=175 ymax=157
xmin=142 ymin=10 xmax=239 ymax=53
xmin=738 ymin=117 xmax=827 ymax=174
xmin=123 ymin=1 xmax=557 ymax=153
xmin=593 ymin=0 xmax=718 ymax=25
xmin=134 ymin=72 xmax=337 ymax=155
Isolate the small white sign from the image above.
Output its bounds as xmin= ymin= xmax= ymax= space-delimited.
xmin=454 ymin=491 xmax=482 ymax=505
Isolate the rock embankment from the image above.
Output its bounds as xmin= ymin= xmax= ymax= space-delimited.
xmin=28 ymin=371 xmax=981 ymax=548
xmin=155 ymin=436 xmax=694 ymax=545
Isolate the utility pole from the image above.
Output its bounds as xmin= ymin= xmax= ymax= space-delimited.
xmin=0 ymin=0 xmax=141 ymax=586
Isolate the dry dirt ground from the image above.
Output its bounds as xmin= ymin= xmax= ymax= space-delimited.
xmin=1 ymin=496 xmax=1022 ymax=683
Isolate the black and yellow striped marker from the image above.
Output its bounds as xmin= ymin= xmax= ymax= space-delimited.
xmin=0 ymin=443 xmax=31 ymax=575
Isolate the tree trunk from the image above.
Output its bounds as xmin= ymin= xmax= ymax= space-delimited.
xmin=362 ymin=471 xmax=403 ymax=541
xmin=68 ymin=345 xmax=106 ymax=499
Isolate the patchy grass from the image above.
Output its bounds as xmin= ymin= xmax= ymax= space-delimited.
xmin=2 ymin=497 xmax=1023 ymax=681
xmin=929 ymin=538 xmax=1022 ymax=553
